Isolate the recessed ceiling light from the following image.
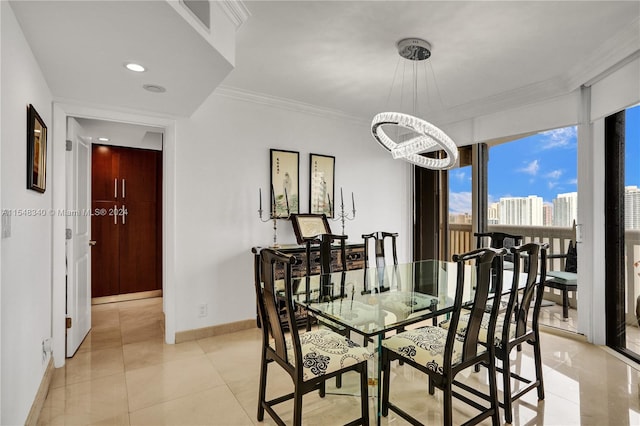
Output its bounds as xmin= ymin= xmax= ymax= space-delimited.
xmin=98 ymin=137 xmax=110 ymax=142
xmin=125 ymin=62 xmax=146 ymax=72
xmin=143 ymin=84 xmax=166 ymax=93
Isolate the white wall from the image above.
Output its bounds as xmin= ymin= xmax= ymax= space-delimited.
xmin=173 ymin=93 xmax=412 ymax=332
xmin=1 ymin=2 xmax=54 ymax=424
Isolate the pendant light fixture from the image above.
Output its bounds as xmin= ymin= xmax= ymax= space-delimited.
xmin=371 ymin=38 xmax=458 ymax=170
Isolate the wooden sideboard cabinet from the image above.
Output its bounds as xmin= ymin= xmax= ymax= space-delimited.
xmin=272 ymin=242 xmax=365 ymax=278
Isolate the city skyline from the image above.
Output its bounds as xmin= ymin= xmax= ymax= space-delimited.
xmin=449 ymin=104 xmax=640 ymax=215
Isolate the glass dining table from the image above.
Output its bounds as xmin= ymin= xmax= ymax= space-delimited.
xmin=277 ymin=259 xmax=512 ymax=422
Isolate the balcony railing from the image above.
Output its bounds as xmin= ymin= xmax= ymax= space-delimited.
xmin=448 ymin=223 xmax=640 ymax=325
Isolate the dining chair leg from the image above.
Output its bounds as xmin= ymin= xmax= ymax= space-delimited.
xmin=428 ymin=377 xmax=435 ymax=395
xmin=443 ymin=383 xmax=453 ymax=426
xmin=381 ymin=350 xmax=391 ymax=417
xmin=293 ymin=389 xmax=303 ymax=426
xmin=502 ymin=356 xmax=514 ymax=424
xmin=488 ymin=359 xmax=501 ymax=426
xmin=533 ymin=338 xmax=545 ymax=400
xmin=319 ymin=380 xmax=326 ymax=398
xmin=562 ymin=289 xmax=570 ymax=320
xmin=257 ymin=353 xmax=268 ymax=421
xmin=360 ymin=363 xmax=370 ymax=425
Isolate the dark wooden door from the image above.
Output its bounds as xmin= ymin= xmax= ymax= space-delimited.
xmin=118 ymin=148 xmax=158 ymax=294
xmin=91 ymin=145 xmax=162 ymax=298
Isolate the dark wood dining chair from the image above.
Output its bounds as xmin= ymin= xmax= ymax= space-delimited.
xmin=544 ymin=240 xmax=577 ymax=320
xmin=440 ymin=242 xmax=549 ymax=423
xmin=362 ymin=231 xmax=398 ymax=268
xmin=475 ymin=231 xmax=523 ymax=293
xmin=380 ymin=247 xmax=507 ymax=426
xmin=362 ymin=231 xmax=399 ymax=293
xmin=254 ymin=248 xmax=371 ymax=426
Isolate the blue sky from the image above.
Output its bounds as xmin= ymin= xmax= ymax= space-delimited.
xmin=449 ymin=104 xmax=640 ymax=214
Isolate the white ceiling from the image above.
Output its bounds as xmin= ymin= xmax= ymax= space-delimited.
xmin=9 ymin=0 xmax=233 ymax=117
xmin=9 ymin=1 xmax=640 ymax=125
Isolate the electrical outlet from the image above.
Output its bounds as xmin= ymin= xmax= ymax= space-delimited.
xmin=198 ymin=304 xmax=208 ymax=318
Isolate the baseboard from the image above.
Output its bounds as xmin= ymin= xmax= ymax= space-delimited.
xmin=540 ymin=324 xmax=587 ymax=342
xmin=175 ymin=319 xmax=256 ymax=343
xmin=25 ymin=357 xmax=54 ymax=426
xmin=91 ymin=289 xmax=162 ymax=305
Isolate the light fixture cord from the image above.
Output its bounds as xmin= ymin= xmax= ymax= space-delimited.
xmin=413 ymin=60 xmax=418 ymax=116
xmin=425 ymin=59 xmax=447 ymax=110
xmin=385 ymin=56 xmax=403 ymax=111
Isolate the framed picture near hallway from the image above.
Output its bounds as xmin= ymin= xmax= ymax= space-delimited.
xmin=26 ymin=104 xmax=47 ymax=193
xmin=270 ymin=149 xmax=299 ymax=218
xmin=309 ymin=153 xmax=335 ymax=218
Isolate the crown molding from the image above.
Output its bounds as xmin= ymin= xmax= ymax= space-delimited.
xmin=565 ymin=17 xmax=640 ymax=89
xmin=428 ymin=76 xmax=569 ymax=126
xmin=218 ymin=0 xmax=251 ymax=28
xmin=215 ymin=85 xmax=369 ymax=125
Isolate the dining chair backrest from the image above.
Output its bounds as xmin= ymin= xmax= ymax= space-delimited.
xmin=450 ymin=247 xmax=507 ymax=367
xmin=257 ymin=248 xmax=302 ymax=374
xmin=501 ymin=242 xmax=549 ymax=344
xmin=362 ymin=231 xmax=398 ymax=269
xmin=303 ymin=233 xmax=348 ymax=275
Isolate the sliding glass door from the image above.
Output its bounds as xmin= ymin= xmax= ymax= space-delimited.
xmin=606 ymin=104 xmax=640 ymax=361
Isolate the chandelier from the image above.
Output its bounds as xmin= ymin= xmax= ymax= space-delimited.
xmin=371 ymin=38 xmax=458 ymax=170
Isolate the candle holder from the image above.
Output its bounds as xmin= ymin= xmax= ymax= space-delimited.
xmin=258 ymin=187 xmax=291 ymax=248
xmin=331 ymin=188 xmax=356 ymax=235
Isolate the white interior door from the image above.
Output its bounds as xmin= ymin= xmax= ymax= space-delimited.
xmin=66 ymin=118 xmax=92 ymax=356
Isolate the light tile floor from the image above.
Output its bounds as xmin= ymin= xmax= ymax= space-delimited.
xmin=538 ymin=302 xmax=640 ymax=355
xmin=38 ymin=297 xmax=640 ymax=425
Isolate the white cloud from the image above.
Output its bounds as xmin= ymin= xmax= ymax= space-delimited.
xmin=540 ymin=127 xmax=577 ymax=150
xmin=545 ymin=170 xmax=563 ymax=180
xmin=518 ymin=159 xmax=540 ymax=175
xmin=452 ymin=170 xmax=466 ymax=182
xmin=449 ymin=191 xmax=472 ymax=214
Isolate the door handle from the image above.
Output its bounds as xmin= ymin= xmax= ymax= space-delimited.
xmin=122 ymin=179 xmax=126 ymax=199
xmin=89 ymin=240 xmax=97 ymax=246
xmin=114 ymin=205 xmax=118 ymax=225
xmin=122 ymin=204 xmax=126 ymax=225
xmin=114 ymin=178 xmax=118 ymax=199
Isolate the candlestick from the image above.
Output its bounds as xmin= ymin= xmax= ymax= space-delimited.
xmin=331 ymin=188 xmax=356 ymax=235
xmin=284 ymin=188 xmax=290 ymax=215
xmin=271 ymin=184 xmax=276 ymax=217
xmin=258 ymin=184 xmax=290 ymax=248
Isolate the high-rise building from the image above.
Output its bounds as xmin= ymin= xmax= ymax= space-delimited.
xmin=543 ymin=203 xmax=554 ymax=226
xmin=625 ymin=186 xmax=640 ymax=230
xmin=553 ymin=192 xmax=578 ymax=227
xmin=488 ymin=202 xmax=500 ymax=225
xmin=498 ymin=195 xmax=543 ymax=225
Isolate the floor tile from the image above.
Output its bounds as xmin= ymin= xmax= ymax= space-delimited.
xmin=38 ymin=296 xmax=640 ymax=426
xmin=125 ymin=354 xmax=225 ymax=411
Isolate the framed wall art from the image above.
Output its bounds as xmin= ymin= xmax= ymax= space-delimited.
xmin=270 ymin=149 xmax=299 ymax=218
xmin=309 ymin=153 xmax=335 ymax=218
xmin=290 ymin=213 xmax=332 ymax=244
xmin=26 ymin=104 xmax=47 ymax=193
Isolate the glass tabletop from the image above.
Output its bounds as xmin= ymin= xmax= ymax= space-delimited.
xmin=282 ymin=260 xmax=480 ymax=338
